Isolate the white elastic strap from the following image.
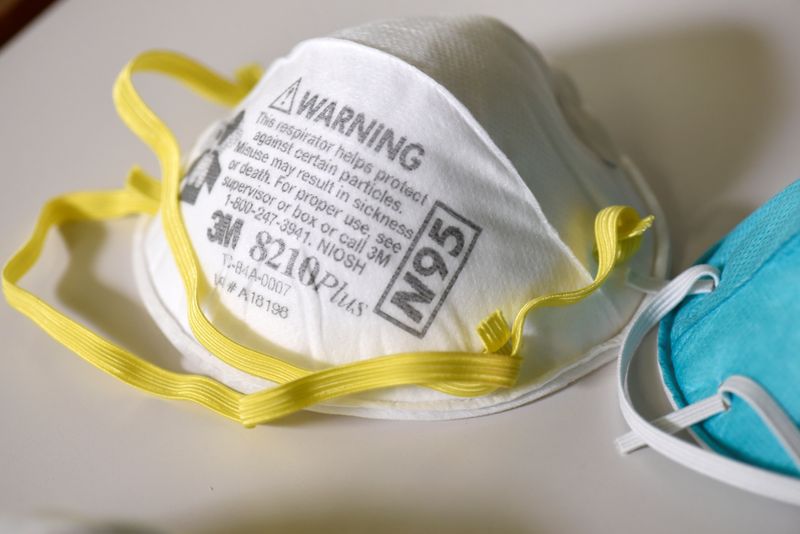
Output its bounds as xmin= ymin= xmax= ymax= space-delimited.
xmin=719 ymin=376 xmax=800 ymax=468
xmin=616 ymin=394 xmax=727 ymax=454
xmin=616 ymin=264 xmax=800 ymax=506
xmin=616 ymin=270 xmax=721 ymax=452
xmin=625 ymin=269 xmax=716 ymax=295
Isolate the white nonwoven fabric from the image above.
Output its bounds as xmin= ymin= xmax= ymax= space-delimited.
xmin=133 ymin=16 xmax=669 ymax=419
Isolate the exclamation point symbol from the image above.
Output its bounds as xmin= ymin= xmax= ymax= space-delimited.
xmin=269 ymin=78 xmax=301 ymax=115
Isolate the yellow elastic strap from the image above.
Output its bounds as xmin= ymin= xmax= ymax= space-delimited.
xmin=125 ymin=166 xmax=161 ymax=209
xmin=1 ymin=177 xmax=520 ymax=425
xmin=2 ymin=177 xmax=242 ymax=422
xmin=123 ymin=170 xmax=651 ymax=400
xmin=3 ymin=52 xmax=517 ymax=425
xmin=437 ymin=206 xmax=653 ymax=398
xmin=477 ymin=206 xmax=654 ymax=357
xmin=3 ymin=49 xmax=651 ymax=425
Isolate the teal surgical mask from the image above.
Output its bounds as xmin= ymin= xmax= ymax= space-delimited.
xmin=616 ymin=179 xmax=800 ymax=505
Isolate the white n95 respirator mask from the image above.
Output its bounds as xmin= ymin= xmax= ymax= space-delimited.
xmin=4 ymin=16 xmax=667 ymax=426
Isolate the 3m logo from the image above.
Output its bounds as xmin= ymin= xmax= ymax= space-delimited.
xmin=375 ymin=201 xmax=481 ymax=338
xmin=207 ymin=210 xmax=244 ymax=250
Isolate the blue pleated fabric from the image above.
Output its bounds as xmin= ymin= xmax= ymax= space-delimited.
xmin=659 ymin=179 xmax=800 ymax=476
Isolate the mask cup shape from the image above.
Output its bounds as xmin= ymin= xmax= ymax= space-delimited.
xmin=133 ymin=16 xmax=669 ymax=420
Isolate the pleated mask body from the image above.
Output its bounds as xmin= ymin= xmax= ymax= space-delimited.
xmin=614 ymin=180 xmax=800 ymax=505
xmin=659 ymin=180 xmax=800 ymax=475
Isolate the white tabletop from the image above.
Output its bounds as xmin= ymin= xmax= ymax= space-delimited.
xmin=2 ymin=1 xmax=799 ymax=532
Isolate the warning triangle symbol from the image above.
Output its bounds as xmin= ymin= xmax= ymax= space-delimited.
xmin=269 ymin=78 xmax=301 ymax=115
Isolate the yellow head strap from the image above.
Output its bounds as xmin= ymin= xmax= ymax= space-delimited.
xmin=3 ymin=50 xmax=652 ymax=425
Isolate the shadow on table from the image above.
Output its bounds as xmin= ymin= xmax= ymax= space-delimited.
xmin=55 ymin=220 xmax=187 ymax=373
xmin=551 ymin=22 xmax=782 ymax=270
